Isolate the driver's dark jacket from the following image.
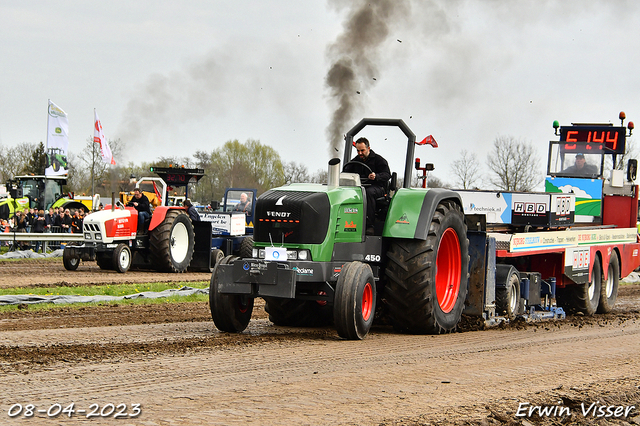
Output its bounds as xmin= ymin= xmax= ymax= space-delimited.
xmin=127 ymin=193 xmax=151 ymax=214
xmin=343 ymin=149 xmax=391 ymax=188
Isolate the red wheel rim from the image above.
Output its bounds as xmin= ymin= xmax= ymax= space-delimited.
xmin=362 ymin=282 xmax=373 ymax=321
xmin=436 ymin=228 xmax=461 ymax=313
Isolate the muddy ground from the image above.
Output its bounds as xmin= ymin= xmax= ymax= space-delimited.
xmin=1 ymin=259 xmax=639 ymax=425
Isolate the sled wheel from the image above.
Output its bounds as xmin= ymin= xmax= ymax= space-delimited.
xmin=334 ymin=261 xmax=376 ymax=340
xmin=113 ymin=243 xmax=131 ymax=273
xmin=209 ymin=255 xmax=254 ymax=333
xmin=385 ymin=201 xmax=469 ymax=334
xmin=150 ymin=210 xmax=195 ymax=272
xmin=598 ymin=251 xmax=619 ymax=313
xmin=495 ymin=265 xmax=521 ymax=319
xmin=62 ymin=248 xmax=80 ymax=271
xmin=568 ymin=255 xmax=602 ymax=315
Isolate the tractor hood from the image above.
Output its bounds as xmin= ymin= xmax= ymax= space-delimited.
xmin=254 ymin=187 xmax=331 ymax=245
xmin=83 ymin=208 xmax=137 ymax=242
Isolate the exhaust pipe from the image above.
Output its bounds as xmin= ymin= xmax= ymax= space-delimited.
xmin=111 ymin=192 xmax=115 ymax=212
xmin=328 ymin=158 xmax=341 ymax=189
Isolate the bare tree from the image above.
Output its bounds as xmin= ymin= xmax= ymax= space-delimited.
xmin=605 ymin=138 xmax=638 ymax=171
xmin=283 ymin=161 xmax=310 ymax=184
xmin=70 ymin=137 xmax=123 ymax=195
xmin=451 ymin=149 xmax=481 ymax=189
xmin=310 ymin=168 xmax=328 ymax=184
xmin=427 ymin=175 xmax=448 ymax=189
xmin=486 ymin=136 xmax=541 ymax=191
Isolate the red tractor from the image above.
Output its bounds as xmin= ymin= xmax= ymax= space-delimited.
xmin=63 ymin=167 xmax=210 ymax=273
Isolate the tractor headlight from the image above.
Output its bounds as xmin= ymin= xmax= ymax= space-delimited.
xmin=253 ymin=248 xmax=310 ymax=260
xmin=95 ymin=234 xmax=102 ymax=241
xmin=84 ymin=233 xmax=91 ymax=240
xmin=297 ymin=250 xmax=310 ymax=261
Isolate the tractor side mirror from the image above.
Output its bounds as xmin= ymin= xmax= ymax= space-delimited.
xmin=425 ymin=163 xmax=435 ymax=171
xmin=627 ymin=159 xmax=637 ymax=182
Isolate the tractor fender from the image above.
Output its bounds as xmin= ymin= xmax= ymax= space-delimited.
xmin=383 ymin=188 xmax=463 ymax=240
xmin=148 ymin=206 xmax=187 ymax=232
xmin=57 ymin=200 xmax=91 ymax=213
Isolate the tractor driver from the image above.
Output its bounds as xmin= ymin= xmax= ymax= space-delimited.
xmin=562 ymin=153 xmax=599 ymax=176
xmin=127 ymin=188 xmax=151 ymax=231
xmin=343 ymin=137 xmax=391 ymax=235
xmin=233 ymin=192 xmax=252 ymax=213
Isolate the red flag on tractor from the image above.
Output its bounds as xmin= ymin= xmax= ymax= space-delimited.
xmin=416 ymin=135 xmax=438 ymax=148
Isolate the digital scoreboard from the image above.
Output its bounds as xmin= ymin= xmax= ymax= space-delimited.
xmin=559 ymin=126 xmax=626 ymax=154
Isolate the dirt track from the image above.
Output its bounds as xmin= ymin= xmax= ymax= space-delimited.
xmin=1 ymin=259 xmax=640 ymax=425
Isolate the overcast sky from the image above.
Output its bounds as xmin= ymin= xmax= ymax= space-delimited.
xmin=1 ymin=0 xmax=639 ymax=185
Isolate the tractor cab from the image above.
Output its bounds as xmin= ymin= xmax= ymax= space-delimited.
xmin=118 ymin=166 xmax=206 ymax=209
xmin=9 ymin=175 xmax=66 ymax=211
xmin=340 ymin=118 xmax=424 ymax=235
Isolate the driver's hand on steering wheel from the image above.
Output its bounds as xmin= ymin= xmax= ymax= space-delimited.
xmin=368 ymin=172 xmax=376 ymax=181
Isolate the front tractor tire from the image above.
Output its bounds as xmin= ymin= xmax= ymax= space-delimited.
xmin=150 ymin=210 xmax=195 ymax=273
xmin=63 ymin=249 xmax=80 ymax=271
xmin=385 ymin=201 xmax=469 ymax=334
xmin=113 ymin=243 xmax=132 ymax=273
xmin=210 ymin=255 xmax=254 ymax=333
xmin=333 ymin=261 xmax=376 ymax=340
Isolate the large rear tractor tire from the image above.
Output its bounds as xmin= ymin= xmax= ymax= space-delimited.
xmin=333 ymin=261 xmax=376 ymax=340
xmin=598 ymin=251 xmax=619 ymax=313
xmin=113 ymin=243 xmax=132 ymax=273
xmin=264 ymin=298 xmax=333 ymax=327
xmin=63 ymin=249 xmax=80 ymax=271
xmin=150 ymin=210 xmax=195 ymax=272
xmin=495 ymin=265 xmax=521 ymax=319
xmin=210 ymin=255 xmax=254 ymax=333
xmin=385 ymin=201 xmax=469 ymax=334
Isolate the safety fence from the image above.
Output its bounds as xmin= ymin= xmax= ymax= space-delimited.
xmin=0 ymin=231 xmax=84 ymax=252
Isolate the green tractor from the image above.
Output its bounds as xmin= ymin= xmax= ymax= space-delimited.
xmin=45 ymin=147 xmax=68 ymax=173
xmin=210 ymin=118 xmax=470 ymax=340
xmin=0 ymin=175 xmax=92 ymax=220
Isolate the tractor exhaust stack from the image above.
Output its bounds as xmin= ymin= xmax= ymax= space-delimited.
xmin=328 ymin=158 xmax=341 ymax=189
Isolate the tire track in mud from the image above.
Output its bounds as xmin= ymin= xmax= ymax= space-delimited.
xmin=3 ymin=321 xmax=640 ymax=425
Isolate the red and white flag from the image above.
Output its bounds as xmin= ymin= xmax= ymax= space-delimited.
xmin=416 ymin=135 xmax=438 ymax=148
xmin=94 ymin=109 xmax=115 ymax=165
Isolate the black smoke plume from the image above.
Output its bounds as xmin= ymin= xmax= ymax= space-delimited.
xmin=324 ymin=0 xmax=410 ymax=155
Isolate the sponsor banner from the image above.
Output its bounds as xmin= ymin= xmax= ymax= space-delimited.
xmin=45 ymin=100 xmax=69 ymax=177
xmin=457 ymin=190 xmax=509 ymax=224
xmin=199 ymin=212 xmax=245 ymax=236
xmin=509 ymin=228 xmax=637 ymax=252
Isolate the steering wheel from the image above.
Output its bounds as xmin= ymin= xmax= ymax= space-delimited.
xmin=343 ymin=161 xmax=373 ymax=183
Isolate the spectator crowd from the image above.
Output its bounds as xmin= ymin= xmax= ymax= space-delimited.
xmin=0 ymin=206 xmax=90 ymax=252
